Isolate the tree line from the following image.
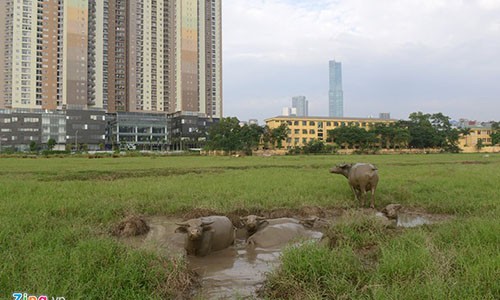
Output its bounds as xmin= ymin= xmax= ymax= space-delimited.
xmin=204 ymin=117 xmax=288 ymax=154
xmin=205 ymin=113 xmax=499 ymax=154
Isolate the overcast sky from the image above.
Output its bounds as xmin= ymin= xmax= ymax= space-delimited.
xmin=221 ymin=0 xmax=500 ymax=123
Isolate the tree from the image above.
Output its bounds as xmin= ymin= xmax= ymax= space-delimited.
xmin=239 ymin=124 xmax=264 ymax=154
xmin=271 ymin=123 xmax=289 ymax=149
xmin=29 ymin=141 xmax=38 ymax=152
xmin=47 ymin=138 xmax=56 ymax=151
xmin=327 ymin=125 xmax=377 ymax=149
xmin=205 ymin=117 xmax=242 ymax=152
xmin=491 ymin=131 xmax=500 ymax=146
xmin=490 ymin=122 xmax=500 ymax=146
xmin=476 ymin=138 xmax=484 ymax=151
xmin=393 ymin=127 xmax=411 ymax=149
xmin=401 ymin=112 xmax=459 ymax=151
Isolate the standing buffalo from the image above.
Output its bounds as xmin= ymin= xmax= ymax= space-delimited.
xmin=175 ymin=216 xmax=235 ymax=256
xmin=330 ymin=163 xmax=379 ymax=208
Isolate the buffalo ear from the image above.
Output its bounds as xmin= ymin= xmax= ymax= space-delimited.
xmin=202 ymin=225 xmax=213 ymax=232
xmin=175 ymin=226 xmax=188 ymax=233
xmin=240 ymin=216 xmax=248 ymax=223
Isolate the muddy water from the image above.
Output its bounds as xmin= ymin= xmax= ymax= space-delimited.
xmin=122 ymin=216 xmax=323 ymax=299
xmin=120 ymin=209 xmax=448 ymax=298
xmin=397 ymin=213 xmax=435 ymax=228
xmin=189 ymin=238 xmax=282 ymax=299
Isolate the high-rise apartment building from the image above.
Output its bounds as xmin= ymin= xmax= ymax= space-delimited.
xmin=167 ymin=0 xmax=222 ymax=117
xmin=329 ymin=60 xmax=343 ymax=117
xmin=2 ymin=0 xmax=223 ymax=118
xmin=87 ymin=0 xmax=222 ymax=116
xmin=0 ymin=0 xmax=88 ymax=110
xmin=292 ymin=96 xmax=308 ymax=117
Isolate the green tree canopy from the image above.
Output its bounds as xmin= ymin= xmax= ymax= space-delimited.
xmin=47 ymin=138 xmax=56 ymax=151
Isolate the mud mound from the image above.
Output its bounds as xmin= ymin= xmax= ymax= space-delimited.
xmin=181 ymin=208 xmax=218 ymax=219
xmin=112 ymin=215 xmax=149 ymax=237
xmin=263 ymin=208 xmax=296 ymax=218
xmin=298 ymin=206 xmax=327 ymax=218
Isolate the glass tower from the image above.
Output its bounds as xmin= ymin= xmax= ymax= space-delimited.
xmin=329 ymin=60 xmax=343 ymax=117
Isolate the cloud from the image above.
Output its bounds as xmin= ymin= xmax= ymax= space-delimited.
xmin=222 ymin=0 xmax=500 ymax=123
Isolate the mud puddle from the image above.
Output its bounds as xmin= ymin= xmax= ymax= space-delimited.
xmin=117 ymin=207 xmax=450 ymax=299
xmin=396 ymin=212 xmax=447 ymax=228
xmin=189 ymin=238 xmax=281 ymax=299
xmin=120 ymin=216 xmax=323 ymax=299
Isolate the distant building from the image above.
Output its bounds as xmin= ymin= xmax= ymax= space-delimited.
xmin=1 ymin=0 xmax=223 ymax=117
xmin=281 ymin=107 xmax=297 ymax=116
xmin=248 ymin=119 xmax=259 ymax=125
xmin=329 ymin=60 xmax=344 ymax=117
xmin=167 ymin=111 xmax=219 ymax=151
xmin=292 ymin=96 xmax=309 ymax=117
xmin=458 ymin=126 xmax=494 ymax=148
xmin=379 ymin=113 xmax=391 ymax=120
xmin=265 ymin=116 xmax=395 ymax=149
xmin=0 ymin=108 xmax=106 ymax=151
xmin=107 ymin=112 xmax=168 ymax=151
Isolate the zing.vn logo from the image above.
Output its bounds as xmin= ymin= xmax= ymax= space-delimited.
xmin=12 ymin=293 xmax=65 ymax=300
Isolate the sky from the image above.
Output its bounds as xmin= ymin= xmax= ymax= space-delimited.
xmin=221 ymin=0 xmax=500 ymax=123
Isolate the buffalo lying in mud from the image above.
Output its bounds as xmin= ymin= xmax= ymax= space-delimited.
xmin=330 ymin=163 xmax=379 ymax=208
xmin=246 ymin=222 xmax=321 ymax=248
xmin=240 ymin=215 xmax=323 ymax=248
xmin=240 ymin=215 xmax=300 ymax=237
xmin=175 ymin=216 xmax=235 ymax=256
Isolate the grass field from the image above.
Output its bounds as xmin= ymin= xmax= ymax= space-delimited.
xmin=0 ymin=153 xmax=499 ymax=299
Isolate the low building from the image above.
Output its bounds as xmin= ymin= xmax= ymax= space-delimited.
xmin=0 ymin=108 xmax=107 ymax=152
xmin=458 ymin=126 xmax=494 ymax=148
xmin=0 ymin=109 xmax=42 ymax=151
xmin=167 ymin=111 xmax=219 ymax=151
xmin=66 ymin=110 xmax=107 ymax=151
xmin=107 ymin=112 xmax=168 ymax=151
xmin=265 ymin=116 xmax=395 ymax=149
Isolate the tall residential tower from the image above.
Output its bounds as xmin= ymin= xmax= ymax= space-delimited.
xmin=2 ymin=0 xmax=223 ymax=118
xmin=1 ymin=0 xmax=88 ymax=110
xmin=328 ymin=60 xmax=343 ymax=117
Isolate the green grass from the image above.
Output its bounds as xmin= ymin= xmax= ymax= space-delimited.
xmin=0 ymin=153 xmax=499 ymax=299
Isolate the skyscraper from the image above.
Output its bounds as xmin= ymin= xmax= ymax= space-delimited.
xmin=329 ymin=60 xmax=343 ymax=117
xmin=292 ymin=96 xmax=308 ymax=117
xmin=1 ymin=0 xmax=88 ymax=110
xmin=2 ymin=0 xmax=223 ymax=118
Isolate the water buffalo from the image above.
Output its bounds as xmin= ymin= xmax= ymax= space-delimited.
xmin=175 ymin=216 xmax=235 ymax=256
xmin=240 ymin=215 xmax=300 ymax=237
xmin=330 ymin=163 xmax=379 ymax=208
xmin=246 ymin=222 xmax=322 ymax=248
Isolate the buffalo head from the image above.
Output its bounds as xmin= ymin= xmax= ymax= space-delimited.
xmin=175 ymin=218 xmax=214 ymax=241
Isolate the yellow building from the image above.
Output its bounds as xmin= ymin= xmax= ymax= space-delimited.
xmin=459 ymin=127 xmax=494 ymax=148
xmin=265 ymin=116 xmax=395 ymax=148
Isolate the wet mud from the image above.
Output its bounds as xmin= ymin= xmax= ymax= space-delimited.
xmin=116 ymin=206 xmax=451 ymax=299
